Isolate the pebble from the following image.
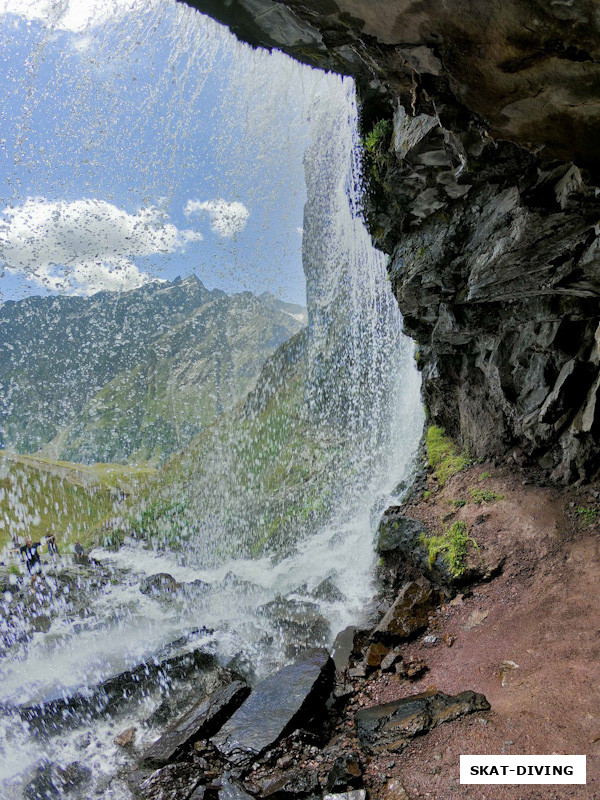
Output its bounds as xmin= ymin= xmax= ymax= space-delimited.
xmin=114 ymin=727 xmax=136 ymax=747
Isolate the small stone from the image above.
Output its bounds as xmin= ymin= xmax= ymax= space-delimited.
xmin=114 ymin=727 xmax=136 ymax=747
xmin=348 ymin=666 xmax=367 ymax=679
xmin=323 ymin=792 xmax=366 ymax=800
xmin=381 ymin=648 xmax=403 ymax=672
xmin=384 ymin=778 xmax=410 ymax=800
xmin=325 ymin=752 xmax=362 ymax=792
xmin=442 ymin=633 xmax=456 ymax=647
xmin=333 ymin=681 xmax=355 ymax=701
xmin=423 ymin=635 xmax=437 ymax=646
xmin=364 ymin=642 xmax=388 ymax=669
xmin=463 ymin=609 xmax=488 ymax=631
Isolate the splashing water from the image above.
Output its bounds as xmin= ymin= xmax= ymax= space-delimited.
xmin=0 ymin=1 xmax=423 ymax=797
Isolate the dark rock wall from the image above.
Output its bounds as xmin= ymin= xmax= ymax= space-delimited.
xmin=182 ymin=0 xmax=600 ymax=482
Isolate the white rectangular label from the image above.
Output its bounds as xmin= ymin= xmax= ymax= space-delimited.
xmin=460 ymin=755 xmax=586 ymax=784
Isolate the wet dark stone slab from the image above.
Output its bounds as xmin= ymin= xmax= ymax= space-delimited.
xmin=331 ymin=626 xmax=356 ymax=671
xmin=20 ymin=647 xmax=218 ymax=733
xmin=142 ymin=680 xmax=250 ymax=768
xmin=355 ymin=689 xmax=490 ymax=754
xmin=212 ymin=648 xmax=334 ymax=766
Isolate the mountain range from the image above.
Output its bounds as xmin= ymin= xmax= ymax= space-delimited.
xmin=0 ymin=276 xmax=306 ymax=464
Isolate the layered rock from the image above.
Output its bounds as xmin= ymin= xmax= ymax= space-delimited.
xmin=355 ymin=689 xmax=491 ymax=754
xmin=183 ymin=0 xmax=600 ymax=482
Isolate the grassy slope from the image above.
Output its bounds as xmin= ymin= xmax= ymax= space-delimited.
xmin=0 ymin=451 xmax=156 ymax=552
xmin=121 ymin=330 xmax=345 ymax=560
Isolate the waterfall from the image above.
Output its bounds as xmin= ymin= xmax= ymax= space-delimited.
xmin=0 ymin=1 xmax=423 ymax=797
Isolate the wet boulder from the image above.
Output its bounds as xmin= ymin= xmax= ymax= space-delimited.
xmin=212 ymin=648 xmax=334 ymax=767
xmin=376 ymin=508 xmax=504 ymax=591
xmin=311 ymin=577 xmax=345 ymax=603
xmin=23 ymin=762 xmax=60 ymax=800
xmin=258 ymin=596 xmax=330 ymax=654
xmin=56 ymin=762 xmax=92 ymax=793
xmin=140 ymin=573 xmax=181 ymax=597
xmin=355 ymin=689 xmax=490 ymax=754
xmin=371 ymin=581 xmax=441 ymax=642
xmin=22 ymin=760 xmax=92 ymax=800
xmin=20 ymin=646 xmax=219 ymax=733
xmin=331 ymin=626 xmax=357 ymax=671
xmin=142 ymin=680 xmax=250 ymax=767
xmin=31 ymin=614 xmax=52 ymax=633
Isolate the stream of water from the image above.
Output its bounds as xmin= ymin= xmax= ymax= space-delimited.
xmin=0 ymin=2 xmax=423 ymax=797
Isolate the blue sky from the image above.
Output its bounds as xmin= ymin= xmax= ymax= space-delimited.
xmin=0 ymin=0 xmax=330 ymax=304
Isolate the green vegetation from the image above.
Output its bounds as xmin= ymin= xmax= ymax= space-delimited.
xmin=363 ymin=118 xmax=393 ymax=189
xmin=479 ymin=471 xmax=491 ymax=481
xmin=451 ymin=498 xmax=466 ymax=509
xmin=123 ymin=331 xmax=349 ymax=559
xmin=0 ymin=451 xmax=154 ymax=552
xmin=575 ymin=506 xmax=599 ymax=525
xmin=470 ymin=488 xmax=504 ymax=504
xmin=420 ymin=520 xmax=478 ymax=578
xmin=425 ymin=425 xmax=470 ymax=487
xmin=365 ymin=119 xmax=392 ymax=158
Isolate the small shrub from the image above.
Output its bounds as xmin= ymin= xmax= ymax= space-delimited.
xmin=426 ymin=426 xmax=470 ymax=487
xmin=423 ymin=490 xmax=431 ymax=500
xmin=479 ymin=471 xmax=491 ymax=481
xmin=575 ymin=506 xmax=598 ymax=525
xmin=470 ymin=488 xmax=504 ymax=505
xmin=364 ymin=119 xmax=392 ymax=157
xmin=420 ymin=520 xmax=478 ymax=578
xmin=452 ymin=498 xmax=466 ymax=509
xmin=8 ymin=564 xmax=20 ymax=576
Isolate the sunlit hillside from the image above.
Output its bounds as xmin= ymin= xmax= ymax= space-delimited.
xmin=0 ymin=451 xmax=156 ymax=552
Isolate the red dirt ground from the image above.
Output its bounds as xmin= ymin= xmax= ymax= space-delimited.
xmin=339 ymin=465 xmax=600 ymax=800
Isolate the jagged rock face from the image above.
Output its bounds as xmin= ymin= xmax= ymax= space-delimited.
xmin=183 ymin=0 xmax=600 ymax=171
xmin=182 ymin=0 xmax=600 ymax=481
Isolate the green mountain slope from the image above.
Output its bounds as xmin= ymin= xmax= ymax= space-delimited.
xmin=0 ymin=277 xmax=306 ymax=465
xmin=116 ymin=328 xmax=349 ymax=561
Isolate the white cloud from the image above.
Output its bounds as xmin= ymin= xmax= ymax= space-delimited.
xmin=185 ymin=199 xmax=250 ymax=238
xmin=0 ymin=197 xmax=202 ymax=295
xmin=0 ymin=0 xmax=144 ymax=32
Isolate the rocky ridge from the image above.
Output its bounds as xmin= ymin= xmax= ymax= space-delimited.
xmin=0 ymin=276 xmax=305 ymax=464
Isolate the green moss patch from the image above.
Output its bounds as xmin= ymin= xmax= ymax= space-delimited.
xmin=425 ymin=426 xmax=470 ymax=487
xmin=420 ymin=520 xmax=478 ymax=579
xmin=470 ymin=488 xmax=504 ymax=505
